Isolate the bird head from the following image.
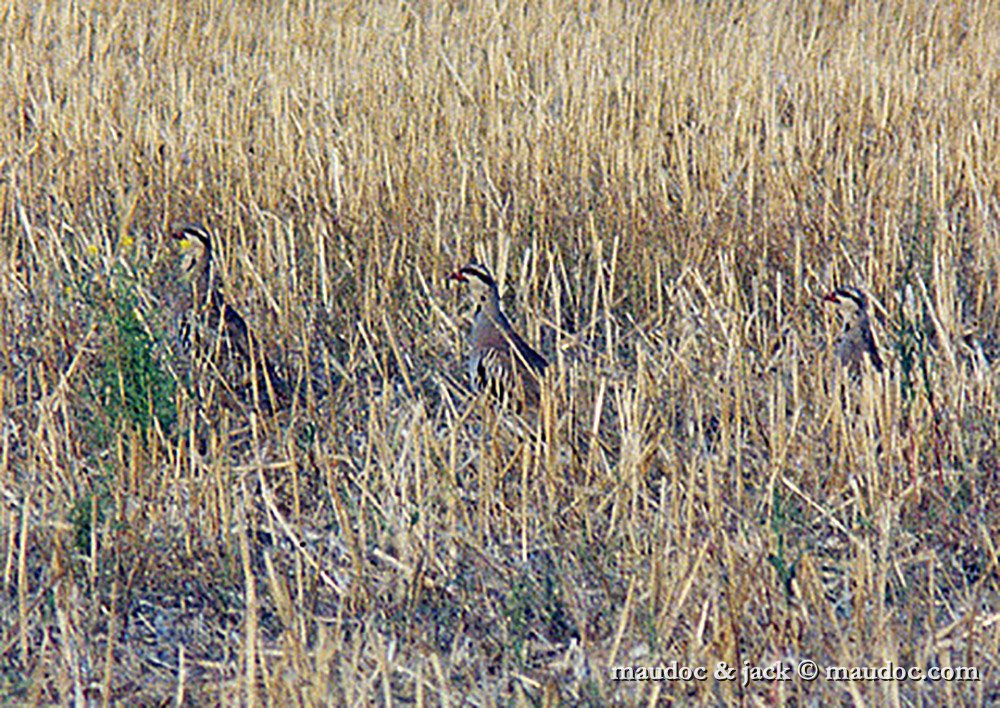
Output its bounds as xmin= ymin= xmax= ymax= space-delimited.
xmin=449 ymin=262 xmax=500 ymax=311
xmin=823 ymin=286 xmax=868 ymax=321
xmin=171 ymin=222 xmax=211 ymax=275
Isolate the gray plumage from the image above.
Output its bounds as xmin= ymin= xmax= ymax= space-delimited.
xmin=450 ymin=262 xmax=548 ymax=406
xmin=172 ymin=223 xmax=290 ymax=413
xmin=824 ymin=286 xmax=884 ymax=374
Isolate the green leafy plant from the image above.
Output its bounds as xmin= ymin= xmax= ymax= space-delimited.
xmin=96 ymin=285 xmax=176 ymax=438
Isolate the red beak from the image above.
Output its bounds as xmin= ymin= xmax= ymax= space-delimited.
xmin=822 ymin=292 xmax=838 ymax=303
xmin=448 ymin=270 xmax=467 ymax=283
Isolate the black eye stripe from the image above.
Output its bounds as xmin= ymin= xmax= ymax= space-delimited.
xmin=187 ymin=228 xmax=210 ymax=246
xmin=833 ymin=288 xmax=865 ymax=308
xmin=459 ymin=265 xmax=495 ymax=286
xmin=174 ymin=223 xmax=211 ymax=249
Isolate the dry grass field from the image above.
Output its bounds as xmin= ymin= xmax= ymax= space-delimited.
xmin=2 ymin=0 xmax=999 ymax=704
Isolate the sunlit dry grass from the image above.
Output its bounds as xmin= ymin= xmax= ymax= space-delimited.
xmin=1 ymin=0 xmax=998 ymax=703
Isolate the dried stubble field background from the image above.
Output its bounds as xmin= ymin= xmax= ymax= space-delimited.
xmin=2 ymin=0 xmax=999 ymax=704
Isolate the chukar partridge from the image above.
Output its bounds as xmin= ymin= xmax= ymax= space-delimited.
xmin=823 ymin=286 xmax=884 ymax=374
xmin=172 ymin=223 xmax=290 ymax=413
xmin=449 ymin=262 xmax=548 ymax=407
